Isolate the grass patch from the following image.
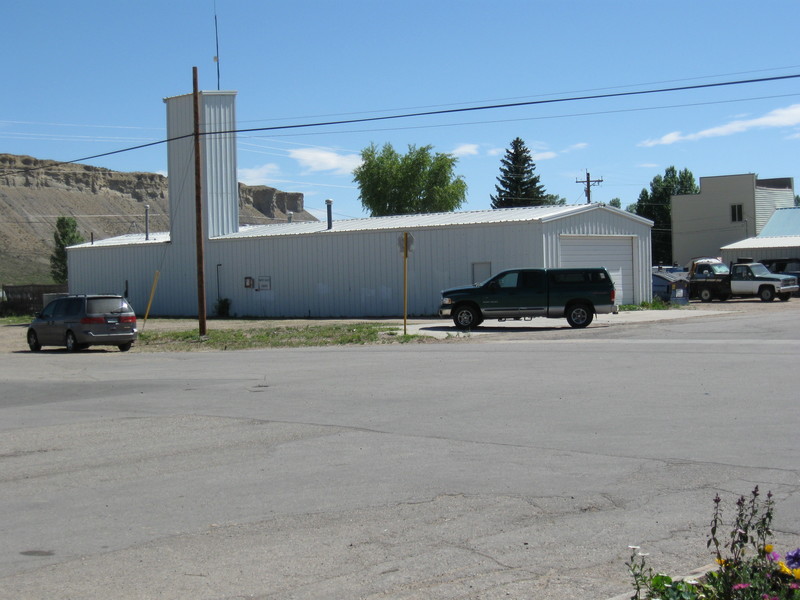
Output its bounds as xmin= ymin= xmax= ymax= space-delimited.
xmin=618 ymin=297 xmax=676 ymax=311
xmin=137 ymin=322 xmax=424 ymax=351
xmin=0 ymin=315 xmax=33 ymax=325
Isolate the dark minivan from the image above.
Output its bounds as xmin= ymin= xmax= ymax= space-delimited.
xmin=439 ymin=267 xmax=617 ymax=330
xmin=27 ymin=295 xmax=138 ymax=352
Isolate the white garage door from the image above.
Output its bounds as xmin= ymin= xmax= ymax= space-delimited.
xmin=560 ymin=236 xmax=634 ymax=304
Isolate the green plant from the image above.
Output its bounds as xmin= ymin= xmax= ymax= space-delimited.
xmin=618 ymin=296 xmax=674 ymax=311
xmin=214 ymin=297 xmax=231 ymax=317
xmin=628 ymin=488 xmax=800 ymax=600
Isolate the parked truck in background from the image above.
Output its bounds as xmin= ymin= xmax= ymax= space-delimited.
xmin=688 ymin=258 xmax=799 ymax=302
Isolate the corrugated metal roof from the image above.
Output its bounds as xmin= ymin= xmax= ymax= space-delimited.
xmin=68 ymin=204 xmax=652 ymax=248
xmin=721 ymin=235 xmax=800 ymax=250
xmin=70 ymin=232 xmax=171 ymax=249
xmin=220 ymin=204 xmax=651 ymax=240
xmin=758 ymin=207 xmax=800 ymax=237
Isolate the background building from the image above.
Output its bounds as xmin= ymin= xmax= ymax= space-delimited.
xmin=672 ymin=174 xmax=794 ymax=266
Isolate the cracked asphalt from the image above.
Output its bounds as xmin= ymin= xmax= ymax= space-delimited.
xmin=1 ymin=299 xmax=798 ymax=599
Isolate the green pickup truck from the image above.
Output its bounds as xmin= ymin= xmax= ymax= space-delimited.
xmin=439 ymin=267 xmax=618 ymax=330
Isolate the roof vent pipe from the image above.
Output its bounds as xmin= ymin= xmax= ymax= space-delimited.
xmin=325 ymin=199 xmax=333 ymax=230
xmin=287 ymin=211 xmax=293 ymax=223
xmin=145 ymin=204 xmax=150 ymax=240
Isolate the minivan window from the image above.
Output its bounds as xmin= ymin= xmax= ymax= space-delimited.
xmin=65 ymin=298 xmax=83 ymax=316
xmin=87 ymin=297 xmax=131 ymax=314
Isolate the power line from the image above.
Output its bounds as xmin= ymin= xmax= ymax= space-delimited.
xmin=3 ymin=73 xmax=799 ymax=176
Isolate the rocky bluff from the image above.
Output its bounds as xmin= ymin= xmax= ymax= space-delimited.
xmin=0 ymin=154 xmax=315 ymax=284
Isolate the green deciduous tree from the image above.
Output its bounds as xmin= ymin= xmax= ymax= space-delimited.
xmin=353 ymin=143 xmax=467 ymax=216
xmin=609 ymin=198 xmax=622 ymax=209
xmin=490 ymin=137 xmax=549 ymax=208
xmin=50 ymin=216 xmax=84 ymax=283
xmin=629 ymin=166 xmax=698 ymax=265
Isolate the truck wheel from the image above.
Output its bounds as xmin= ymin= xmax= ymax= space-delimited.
xmin=453 ymin=305 xmax=480 ymax=330
xmin=759 ymin=286 xmax=775 ymax=302
xmin=778 ymin=292 xmax=791 ymax=302
xmin=698 ymin=288 xmax=714 ymax=302
xmin=566 ymin=303 xmax=593 ymax=328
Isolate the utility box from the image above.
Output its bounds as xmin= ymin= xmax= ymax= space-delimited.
xmin=670 ymin=278 xmax=689 ymax=305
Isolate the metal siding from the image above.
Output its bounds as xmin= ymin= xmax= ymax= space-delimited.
xmin=542 ymin=209 xmax=652 ymax=303
xmin=754 ymin=187 xmax=795 ymax=234
xmin=202 ymin=93 xmax=238 ymax=238
xmin=70 ymin=205 xmax=652 ymax=317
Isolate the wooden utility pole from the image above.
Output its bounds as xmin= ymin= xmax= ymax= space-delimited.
xmin=192 ymin=67 xmax=208 ymax=336
xmin=576 ymin=172 xmax=603 ymax=204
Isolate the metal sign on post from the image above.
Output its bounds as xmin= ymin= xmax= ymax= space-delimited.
xmin=399 ymin=233 xmax=415 ymax=335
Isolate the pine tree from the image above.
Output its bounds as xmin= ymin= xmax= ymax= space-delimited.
xmin=50 ymin=216 xmax=85 ymax=283
xmin=490 ymin=137 xmax=547 ymax=208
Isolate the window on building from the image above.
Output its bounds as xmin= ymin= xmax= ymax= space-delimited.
xmin=731 ymin=204 xmax=743 ymax=222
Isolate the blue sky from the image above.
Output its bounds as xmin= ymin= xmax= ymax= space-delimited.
xmin=2 ymin=1 xmax=799 ymax=221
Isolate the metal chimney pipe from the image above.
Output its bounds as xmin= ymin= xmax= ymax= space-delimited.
xmin=145 ymin=204 xmax=150 ymax=240
xmin=287 ymin=211 xmax=293 ymax=223
xmin=325 ymin=199 xmax=333 ymax=230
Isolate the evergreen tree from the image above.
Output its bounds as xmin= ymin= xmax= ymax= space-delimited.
xmin=490 ymin=137 xmax=548 ymax=208
xmin=630 ymin=167 xmax=698 ymax=265
xmin=50 ymin=217 xmax=84 ymax=283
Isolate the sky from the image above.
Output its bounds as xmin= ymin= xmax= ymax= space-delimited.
xmin=2 ymin=1 xmax=799 ymax=222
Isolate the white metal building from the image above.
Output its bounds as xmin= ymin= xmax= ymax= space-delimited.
xmin=68 ymin=90 xmax=653 ymax=317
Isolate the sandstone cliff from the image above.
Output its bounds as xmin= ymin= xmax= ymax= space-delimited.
xmin=0 ymin=154 xmax=315 ymax=285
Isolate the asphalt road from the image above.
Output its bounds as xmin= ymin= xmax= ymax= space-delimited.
xmin=1 ymin=302 xmax=799 ymax=599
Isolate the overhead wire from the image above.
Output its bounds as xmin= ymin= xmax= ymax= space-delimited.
xmin=2 ymin=72 xmax=798 ymax=177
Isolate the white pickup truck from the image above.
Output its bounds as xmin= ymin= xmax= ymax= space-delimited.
xmin=689 ymin=259 xmax=799 ymax=302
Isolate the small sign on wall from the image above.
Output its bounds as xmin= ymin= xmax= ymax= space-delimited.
xmin=258 ymin=276 xmax=272 ymax=291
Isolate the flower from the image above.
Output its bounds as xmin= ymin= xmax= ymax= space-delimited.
xmin=786 ymin=548 xmax=800 ymax=569
xmin=732 ymin=583 xmax=751 ymax=589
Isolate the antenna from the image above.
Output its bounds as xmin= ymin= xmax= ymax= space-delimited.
xmin=213 ymin=2 xmax=221 ymax=90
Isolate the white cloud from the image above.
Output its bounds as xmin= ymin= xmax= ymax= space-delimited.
xmin=531 ymin=151 xmax=557 ymax=160
xmin=289 ymin=148 xmax=361 ymax=174
xmin=238 ymin=163 xmax=280 ymax=185
xmin=637 ymin=163 xmax=659 ymax=169
xmin=639 ymin=103 xmax=800 ymax=147
xmin=562 ymin=142 xmax=588 ymax=152
xmin=487 ymin=147 xmax=504 ymax=156
xmin=451 ymin=143 xmax=479 ymax=157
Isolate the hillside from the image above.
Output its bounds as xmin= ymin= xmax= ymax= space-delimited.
xmin=0 ymin=154 xmax=316 ymax=285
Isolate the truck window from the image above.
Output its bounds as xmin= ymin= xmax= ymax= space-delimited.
xmin=494 ymin=272 xmax=519 ymax=288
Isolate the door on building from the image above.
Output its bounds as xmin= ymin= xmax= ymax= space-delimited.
xmin=560 ymin=236 xmax=635 ymax=304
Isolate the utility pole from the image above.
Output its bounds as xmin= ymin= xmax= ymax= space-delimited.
xmin=193 ymin=67 xmax=207 ymax=336
xmin=576 ymin=172 xmax=603 ymax=204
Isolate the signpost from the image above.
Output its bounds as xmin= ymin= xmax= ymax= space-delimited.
xmin=398 ymin=233 xmax=415 ymax=335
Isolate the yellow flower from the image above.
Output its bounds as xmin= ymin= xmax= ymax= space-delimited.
xmin=764 ymin=544 xmax=774 ymax=554
xmin=792 ymin=567 xmax=800 ymax=580
xmin=715 ymin=558 xmax=728 ymax=567
xmin=778 ymin=561 xmax=792 ymax=576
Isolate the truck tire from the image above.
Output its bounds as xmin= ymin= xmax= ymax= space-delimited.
xmin=778 ymin=292 xmax=791 ymax=302
xmin=452 ymin=304 xmax=481 ymax=330
xmin=759 ymin=286 xmax=775 ymax=302
xmin=698 ymin=288 xmax=714 ymax=302
xmin=566 ymin=303 xmax=593 ymax=328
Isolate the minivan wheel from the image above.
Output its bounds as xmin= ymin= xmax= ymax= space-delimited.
xmin=453 ymin=305 xmax=480 ymax=330
xmin=65 ymin=331 xmax=79 ymax=352
xmin=118 ymin=342 xmax=132 ymax=352
xmin=27 ymin=330 xmax=41 ymax=352
xmin=566 ymin=303 xmax=593 ymax=328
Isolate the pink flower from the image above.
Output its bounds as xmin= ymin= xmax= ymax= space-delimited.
xmin=732 ymin=582 xmax=751 ymax=590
